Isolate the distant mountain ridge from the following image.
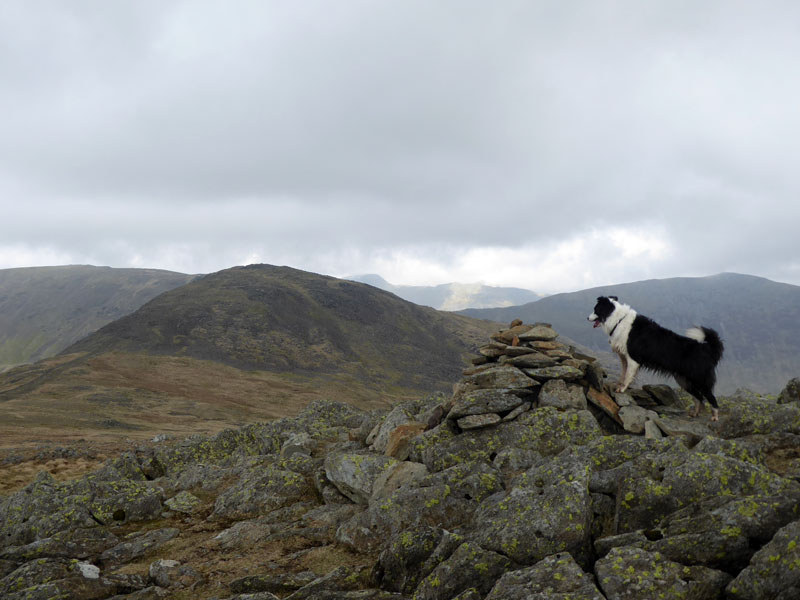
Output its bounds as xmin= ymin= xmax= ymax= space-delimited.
xmin=460 ymin=272 xmax=800 ymax=394
xmin=0 ymin=265 xmax=196 ymax=370
xmin=347 ymin=273 xmax=543 ymax=310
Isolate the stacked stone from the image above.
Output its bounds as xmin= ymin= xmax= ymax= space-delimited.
xmin=447 ymin=319 xmax=606 ymax=431
xmin=446 ymin=319 xmax=702 ymax=439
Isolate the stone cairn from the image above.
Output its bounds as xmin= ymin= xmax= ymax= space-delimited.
xmin=440 ymin=319 xmax=696 ymax=439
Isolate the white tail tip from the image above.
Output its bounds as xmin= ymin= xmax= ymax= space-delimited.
xmin=686 ymin=327 xmax=706 ymax=342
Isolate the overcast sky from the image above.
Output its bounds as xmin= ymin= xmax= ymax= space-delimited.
xmin=2 ymin=1 xmax=799 ymax=294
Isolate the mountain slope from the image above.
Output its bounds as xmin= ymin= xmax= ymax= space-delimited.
xmin=460 ymin=272 xmax=800 ymax=394
xmin=0 ymin=265 xmax=498 ymax=446
xmin=348 ymin=274 xmax=542 ymax=310
xmin=0 ymin=265 xmax=196 ymax=370
xmin=65 ymin=264 xmax=494 ymax=390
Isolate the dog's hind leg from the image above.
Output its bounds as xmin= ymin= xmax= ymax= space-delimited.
xmin=703 ymin=389 xmax=720 ymax=422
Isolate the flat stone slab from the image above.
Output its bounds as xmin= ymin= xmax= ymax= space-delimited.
xmin=457 ymin=413 xmax=502 ymax=430
xmin=449 ymin=388 xmax=525 ymax=419
xmin=463 ymin=365 xmax=540 ymax=390
xmin=522 ymin=365 xmax=583 ymax=382
xmin=518 ymin=325 xmax=559 ymax=342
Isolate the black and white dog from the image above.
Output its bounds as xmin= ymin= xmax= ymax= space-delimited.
xmin=588 ymin=296 xmax=724 ymax=421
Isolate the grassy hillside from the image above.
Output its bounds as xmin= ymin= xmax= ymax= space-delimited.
xmin=461 ymin=272 xmax=800 ymax=394
xmin=0 ymin=265 xmax=497 ymax=447
xmin=0 ymin=265 xmax=196 ymax=369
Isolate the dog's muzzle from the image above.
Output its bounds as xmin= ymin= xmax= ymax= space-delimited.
xmin=588 ymin=313 xmax=601 ymax=328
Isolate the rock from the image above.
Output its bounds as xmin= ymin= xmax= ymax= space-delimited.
xmin=212 ymin=464 xmax=316 ymax=518
xmin=485 ymin=552 xmax=604 ymax=600
xmin=447 ymin=388 xmax=525 ymax=420
xmin=644 ymin=419 xmax=663 ymax=439
xmin=457 ymin=413 xmax=502 ymax=430
xmin=645 ymin=492 xmax=800 ymax=572
xmin=0 ymin=558 xmax=123 ymax=599
xmin=522 ymin=365 xmax=584 ymax=382
xmin=501 ymin=401 xmax=531 ymax=421
xmin=149 ymin=559 xmax=203 ymax=589
xmin=0 ymin=469 xmax=163 ymax=547
xmin=538 ymin=379 xmax=588 ymax=411
xmin=165 ymin=490 xmax=202 ymax=514
xmin=778 ymin=377 xmax=800 ymax=404
xmin=618 ymin=405 xmax=658 ymax=434
xmin=99 ymin=528 xmax=180 ymax=566
xmin=586 ymin=386 xmax=623 ymax=425
xmin=412 ymin=542 xmax=511 ymax=600
xmin=336 ymin=463 xmax=500 ymax=553
xmin=281 ymin=432 xmax=315 ymax=459
xmin=371 ymin=462 xmax=429 ymax=503
xmin=716 ymin=396 xmax=800 ymax=438
xmin=595 ymin=546 xmax=731 ymax=599
xmin=491 ymin=324 xmax=533 ymax=344
xmin=727 ymin=518 xmax=800 ymax=599
xmin=0 ymin=527 xmax=120 ymax=561
xmin=518 ymin=324 xmax=559 ymax=341
xmin=462 ymin=365 xmax=539 ymax=390
xmin=384 ymin=423 xmax=427 ymax=460
xmin=650 ymin=414 xmax=713 ymax=443
xmin=282 ymin=565 xmax=370 ymax=599
xmin=615 ymin=450 xmax=798 ymax=533
xmin=501 ymin=352 xmax=557 ymax=369
xmin=473 ymin=455 xmax=593 ymax=566
xmin=324 ymin=452 xmax=398 ymax=505
xmin=370 ymin=405 xmax=418 ymax=453
xmin=229 ymin=571 xmax=317 ymax=595
xmin=414 ymin=408 xmax=601 ymax=473
xmin=375 ymin=526 xmax=446 ymax=594
xmin=643 ymin=384 xmax=685 ymax=408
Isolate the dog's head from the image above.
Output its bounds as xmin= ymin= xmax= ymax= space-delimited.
xmin=588 ymin=296 xmax=618 ymax=328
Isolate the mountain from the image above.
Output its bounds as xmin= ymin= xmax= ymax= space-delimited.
xmin=0 ymin=265 xmax=497 ymax=446
xmin=460 ymin=272 xmax=800 ymax=394
xmin=347 ymin=273 xmax=543 ymax=310
xmin=0 ymin=265 xmax=196 ymax=370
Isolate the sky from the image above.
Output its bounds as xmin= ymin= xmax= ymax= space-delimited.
xmin=2 ymin=1 xmax=800 ymax=295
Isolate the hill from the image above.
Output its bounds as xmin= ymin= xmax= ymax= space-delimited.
xmin=460 ymin=272 xmax=800 ymax=394
xmin=0 ymin=265 xmax=497 ymax=447
xmin=0 ymin=265 xmax=196 ymax=370
xmin=347 ymin=273 xmax=542 ymax=310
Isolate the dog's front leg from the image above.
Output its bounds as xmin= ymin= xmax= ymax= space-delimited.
xmin=615 ymin=353 xmax=628 ymax=393
xmin=619 ymin=358 xmax=639 ymax=392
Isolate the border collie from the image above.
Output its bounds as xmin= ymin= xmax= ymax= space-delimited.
xmin=588 ymin=296 xmax=724 ymax=421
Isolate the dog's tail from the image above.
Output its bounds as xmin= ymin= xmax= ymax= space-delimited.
xmin=686 ymin=326 xmax=724 ymax=365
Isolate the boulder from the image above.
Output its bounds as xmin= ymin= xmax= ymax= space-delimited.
xmin=538 ymin=379 xmax=588 ymax=411
xmin=412 ymin=542 xmax=511 ymax=600
xmin=448 ymin=388 xmax=525 ymax=420
xmin=324 ymin=452 xmax=398 ymax=505
xmin=473 ymin=455 xmax=593 ymax=566
xmin=595 ymin=546 xmax=731 ymax=599
xmin=518 ymin=325 xmax=559 ymax=341
xmin=778 ymin=377 xmax=800 ymax=404
xmin=462 ymin=365 xmax=539 ymax=390
xmin=485 ymin=552 xmax=604 ymax=600
xmin=726 ymin=519 xmax=800 ymax=600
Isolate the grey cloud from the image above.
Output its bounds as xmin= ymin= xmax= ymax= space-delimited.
xmin=1 ymin=1 xmax=800 ymax=288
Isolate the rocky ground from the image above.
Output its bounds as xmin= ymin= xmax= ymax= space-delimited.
xmin=2 ymin=321 xmax=800 ymax=599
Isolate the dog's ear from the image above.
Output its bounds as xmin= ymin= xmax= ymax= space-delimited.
xmin=609 ymin=296 xmax=618 ymax=301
